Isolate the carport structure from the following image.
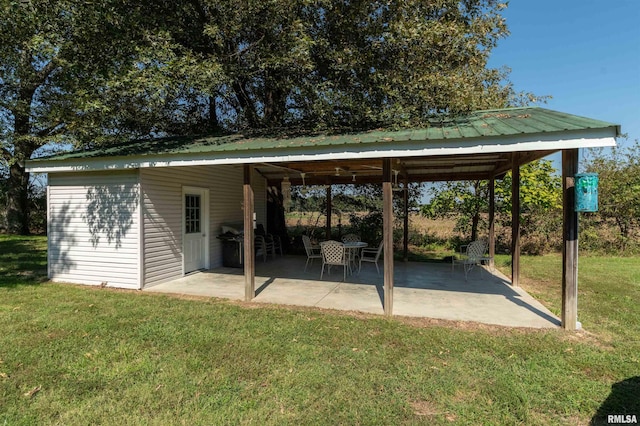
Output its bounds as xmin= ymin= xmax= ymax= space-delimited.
xmin=236 ymin=107 xmax=619 ymax=330
xmin=28 ymin=106 xmax=620 ymax=329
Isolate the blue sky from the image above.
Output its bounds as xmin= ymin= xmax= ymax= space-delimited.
xmin=488 ymin=1 xmax=640 ymax=151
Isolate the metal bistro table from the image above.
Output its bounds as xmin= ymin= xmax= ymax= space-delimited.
xmin=343 ymin=241 xmax=368 ymax=274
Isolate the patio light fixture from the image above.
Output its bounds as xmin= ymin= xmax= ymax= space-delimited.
xmin=392 ymin=169 xmax=402 ymax=191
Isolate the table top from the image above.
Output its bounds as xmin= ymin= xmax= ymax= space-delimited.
xmin=343 ymin=241 xmax=368 ymax=248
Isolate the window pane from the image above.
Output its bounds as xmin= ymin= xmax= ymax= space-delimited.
xmin=185 ymin=195 xmax=201 ymax=234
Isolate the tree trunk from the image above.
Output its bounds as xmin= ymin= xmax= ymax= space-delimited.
xmin=7 ymin=68 xmax=39 ymax=235
xmin=470 ymin=180 xmax=481 ymax=241
xmin=6 ymin=161 xmax=31 ymax=235
xmin=207 ymin=95 xmax=221 ymax=133
xmin=232 ymin=80 xmax=259 ymax=128
xmin=471 ymin=212 xmax=479 ymax=242
xmin=263 ymin=76 xmax=286 ymax=127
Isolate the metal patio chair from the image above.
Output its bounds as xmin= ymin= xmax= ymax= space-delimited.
xmin=267 ymin=233 xmax=283 ymax=256
xmin=302 ymin=235 xmax=322 ymax=271
xmin=452 ymin=239 xmax=491 ymax=280
xmin=320 ymin=240 xmax=350 ymax=281
xmin=359 ymin=241 xmax=383 ymax=274
xmin=255 ymin=235 xmax=275 ymax=262
xmin=341 ymin=234 xmax=361 ymax=243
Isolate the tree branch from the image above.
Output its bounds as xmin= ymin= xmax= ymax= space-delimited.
xmin=36 ymin=58 xmax=60 ymax=84
xmin=1 ymin=146 xmax=13 ymax=163
xmin=36 ymin=122 xmax=66 ymax=138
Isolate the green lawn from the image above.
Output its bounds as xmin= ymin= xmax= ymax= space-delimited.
xmin=1 ymin=235 xmax=638 ymax=425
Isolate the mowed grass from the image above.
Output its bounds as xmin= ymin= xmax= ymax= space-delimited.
xmin=1 ymin=236 xmax=639 ymax=424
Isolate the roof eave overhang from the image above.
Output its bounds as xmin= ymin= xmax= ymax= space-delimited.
xmin=26 ymin=127 xmax=618 ymax=174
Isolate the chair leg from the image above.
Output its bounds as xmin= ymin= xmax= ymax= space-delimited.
xmin=375 ymin=262 xmax=380 ymax=274
xmin=464 ymin=263 xmax=471 ymax=281
xmin=320 ymin=262 xmax=325 ymax=279
xmin=304 ymin=257 xmax=310 ymax=272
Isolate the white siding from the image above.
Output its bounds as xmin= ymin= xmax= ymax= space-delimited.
xmin=140 ymin=165 xmax=266 ymax=287
xmin=48 ymin=170 xmax=140 ymax=289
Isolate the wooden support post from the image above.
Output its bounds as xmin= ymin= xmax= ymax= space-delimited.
xmin=562 ymin=149 xmax=579 ymax=330
xmin=511 ymin=155 xmax=520 ymax=287
xmin=488 ymin=177 xmax=495 ymax=269
xmin=382 ymin=158 xmax=394 ymax=316
xmin=325 ymin=184 xmax=332 ymax=240
xmin=403 ymin=178 xmax=409 ymax=262
xmin=243 ymin=164 xmax=255 ymax=301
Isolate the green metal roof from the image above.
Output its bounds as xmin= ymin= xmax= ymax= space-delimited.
xmin=29 ymin=107 xmax=620 ymax=164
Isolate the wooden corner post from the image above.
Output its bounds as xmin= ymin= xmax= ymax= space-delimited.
xmin=488 ymin=176 xmax=496 ymax=269
xmin=243 ymin=164 xmax=255 ymax=301
xmin=562 ymin=149 xmax=579 ymax=330
xmin=382 ymin=158 xmax=394 ymax=316
xmin=511 ymin=154 xmax=521 ymax=287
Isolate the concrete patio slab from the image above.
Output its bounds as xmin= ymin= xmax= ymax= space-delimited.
xmin=144 ymin=255 xmax=561 ymax=329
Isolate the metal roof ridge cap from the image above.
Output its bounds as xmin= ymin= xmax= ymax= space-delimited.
xmin=472 ymin=106 xmax=536 ymax=114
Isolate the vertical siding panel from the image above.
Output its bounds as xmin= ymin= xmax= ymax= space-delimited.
xmin=140 ymin=168 xmax=183 ymax=286
xmin=48 ymin=170 xmax=140 ymax=289
xmin=137 ymin=173 xmax=145 ymax=289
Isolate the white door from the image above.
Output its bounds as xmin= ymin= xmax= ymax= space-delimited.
xmin=183 ymin=187 xmax=209 ymax=273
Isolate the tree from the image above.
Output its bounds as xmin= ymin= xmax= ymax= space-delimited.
xmin=583 ymin=139 xmax=640 ymax=252
xmin=0 ymin=0 xmax=154 ymax=233
xmin=422 ymin=160 xmax=562 ymax=253
xmin=2 ymin=0 xmax=537 ymax=233
xmin=495 ymin=160 xmax=562 ymax=254
xmin=0 ymin=0 xmax=211 ymax=233
xmin=421 ymin=180 xmax=488 ymax=242
xmin=290 ymin=182 xmax=421 ymax=244
xmin=159 ymin=0 xmax=533 ymax=130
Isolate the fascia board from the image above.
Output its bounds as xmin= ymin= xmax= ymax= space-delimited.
xmin=26 ymin=128 xmax=617 ymax=173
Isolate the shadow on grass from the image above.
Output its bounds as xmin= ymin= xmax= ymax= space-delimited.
xmin=0 ymin=236 xmax=48 ymax=288
xmin=590 ymin=376 xmax=640 ymax=425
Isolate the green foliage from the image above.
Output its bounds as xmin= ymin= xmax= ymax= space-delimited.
xmin=2 ymin=1 xmax=536 ymax=233
xmin=496 ymin=160 xmax=562 ymax=254
xmin=348 ymin=210 xmax=384 ymax=245
xmin=421 ymin=180 xmax=488 ymax=241
xmin=152 ymin=0 xmax=528 ymax=130
xmin=582 ymin=139 xmax=640 ymax=253
xmin=495 ymin=159 xmax=562 ymax=213
xmin=291 ymin=182 xmax=422 ymax=244
xmin=0 ymin=0 xmax=160 ymax=232
xmin=422 ymin=160 xmax=562 ymax=254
